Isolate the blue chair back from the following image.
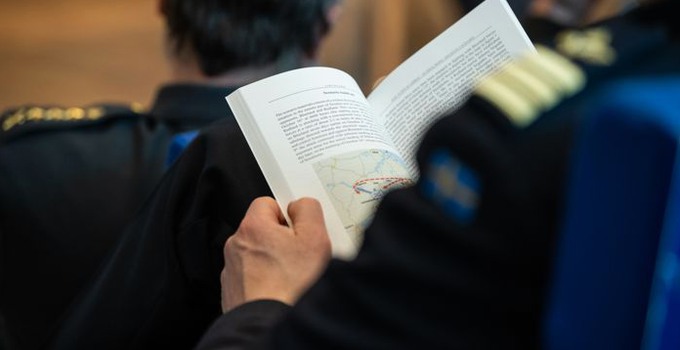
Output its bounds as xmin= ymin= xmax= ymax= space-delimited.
xmin=543 ymin=77 xmax=680 ymax=350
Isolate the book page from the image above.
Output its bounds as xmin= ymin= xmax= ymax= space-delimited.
xmin=367 ymin=0 xmax=534 ymax=177
xmin=227 ymin=67 xmax=412 ymax=258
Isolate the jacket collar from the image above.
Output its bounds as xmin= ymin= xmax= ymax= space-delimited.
xmin=149 ymin=84 xmax=239 ymax=128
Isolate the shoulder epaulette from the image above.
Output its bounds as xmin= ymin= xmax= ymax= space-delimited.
xmin=474 ymin=45 xmax=586 ymax=128
xmin=555 ymin=27 xmax=616 ymax=66
xmin=1 ymin=102 xmax=145 ymax=139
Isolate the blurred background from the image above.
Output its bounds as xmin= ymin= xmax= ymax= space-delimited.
xmin=0 ymin=0 xmax=165 ymax=110
xmin=0 ymin=0 xmax=465 ymax=111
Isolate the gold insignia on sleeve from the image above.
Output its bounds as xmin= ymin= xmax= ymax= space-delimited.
xmin=474 ymin=45 xmax=586 ymax=128
xmin=556 ymin=28 xmax=616 ymax=66
xmin=2 ymin=105 xmax=109 ymax=133
xmin=26 ymin=107 xmax=44 ymax=121
xmin=2 ymin=108 xmax=26 ymax=131
xmin=86 ymin=107 xmax=104 ymax=120
xmin=45 ymin=107 xmax=64 ymax=120
xmin=65 ymin=107 xmax=85 ymax=120
xmin=130 ymin=102 xmax=145 ymax=114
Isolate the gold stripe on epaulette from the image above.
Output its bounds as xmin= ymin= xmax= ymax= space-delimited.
xmin=473 ymin=46 xmax=586 ymax=128
xmin=533 ymin=46 xmax=586 ymax=95
xmin=2 ymin=106 xmax=105 ymax=132
xmin=495 ymin=61 xmax=559 ymax=110
xmin=476 ymin=74 xmax=536 ymax=126
xmin=556 ymin=28 xmax=616 ymax=66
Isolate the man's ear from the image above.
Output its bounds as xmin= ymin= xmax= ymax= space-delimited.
xmin=325 ymin=3 xmax=343 ymax=29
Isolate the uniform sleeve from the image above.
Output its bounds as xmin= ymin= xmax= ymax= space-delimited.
xmin=194 ymin=301 xmax=291 ymax=350
xmin=251 ymin=101 xmax=562 ymax=349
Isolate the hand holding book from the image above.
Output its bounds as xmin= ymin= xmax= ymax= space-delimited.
xmin=226 ymin=0 xmax=534 ymax=258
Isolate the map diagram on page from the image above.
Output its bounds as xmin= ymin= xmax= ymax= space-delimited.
xmin=313 ymin=149 xmax=414 ymax=243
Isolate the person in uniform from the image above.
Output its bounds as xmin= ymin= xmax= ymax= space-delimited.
xmin=193 ymin=0 xmax=680 ymax=348
xmin=0 ymin=0 xmax=339 ymax=349
xmin=42 ymin=0 xmax=679 ymax=349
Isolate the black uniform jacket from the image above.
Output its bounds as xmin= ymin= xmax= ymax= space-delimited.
xmin=50 ymin=2 xmax=680 ymax=349
xmin=48 ymin=118 xmax=271 ymax=350
xmin=0 ymin=84 xmax=238 ymax=350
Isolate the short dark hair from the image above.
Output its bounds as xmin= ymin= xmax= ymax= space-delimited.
xmin=162 ymin=0 xmax=337 ymax=77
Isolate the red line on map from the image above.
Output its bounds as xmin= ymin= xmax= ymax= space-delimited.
xmin=353 ymin=177 xmax=413 ymax=194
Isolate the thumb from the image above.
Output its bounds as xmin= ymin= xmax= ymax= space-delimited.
xmin=287 ymin=197 xmax=326 ymax=237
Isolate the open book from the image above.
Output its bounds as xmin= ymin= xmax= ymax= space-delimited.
xmin=226 ymin=0 xmax=534 ymax=258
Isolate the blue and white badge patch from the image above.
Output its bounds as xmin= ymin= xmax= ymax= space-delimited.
xmin=421 ymin=149 xmax=481 ymax=224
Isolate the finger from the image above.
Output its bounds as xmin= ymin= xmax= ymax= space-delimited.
xmin=247 ymin=196 xmax=283 ymax=223
xmin=287 ymin=197 xmax=326 ymax=237
xmin=239 ymin=197 xmax=288 ymax=237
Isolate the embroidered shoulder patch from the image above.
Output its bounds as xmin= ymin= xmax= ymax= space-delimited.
xmin=421 ymin=149 xmax=481 ymax=224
